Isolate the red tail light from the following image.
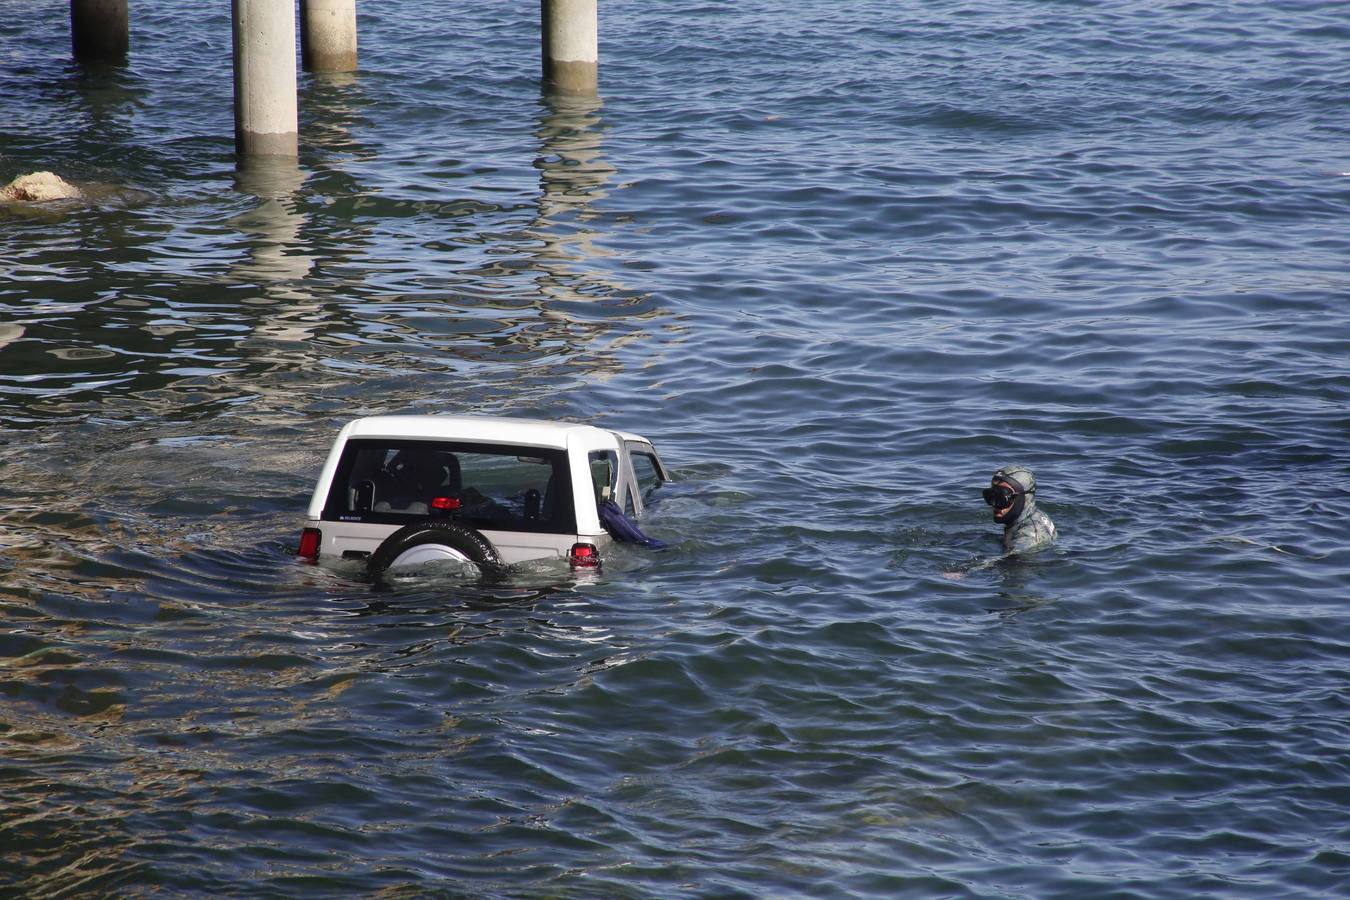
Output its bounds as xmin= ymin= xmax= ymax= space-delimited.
xmin=431 ymin=496 xmax=461 ymax=512
xmin=298 ymin=527 xmax=322 ymax=561
xmin=569 ymin=542 xmax=601 ymax=569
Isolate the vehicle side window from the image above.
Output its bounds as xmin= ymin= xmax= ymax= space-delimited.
xmin=630 ymin=452 xmax=664 ymax=497
xmin=588 ymin=450 xmax=618 ymax=503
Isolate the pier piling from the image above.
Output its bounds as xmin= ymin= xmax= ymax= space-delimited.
xmin=300 ymin=0 xmax=358 ymax=73
xmin=231 ymin=0 xmax=299 ymax=159
xmin=541 ymin=0 xmax=598 ymax=95
xmin=70 ymin=0 xmax=128 ymax=63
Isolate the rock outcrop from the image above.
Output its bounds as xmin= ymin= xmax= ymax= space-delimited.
xmin=1 ymin=171 xmax=83 ymax=202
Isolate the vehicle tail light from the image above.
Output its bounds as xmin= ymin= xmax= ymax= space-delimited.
xmin=298 ymin=527 xmax=322 ymax=562
xmin=569 ymin=542 xmax=601 ymax=569
xmin=431 ymin=496 xmax=461 ymax=513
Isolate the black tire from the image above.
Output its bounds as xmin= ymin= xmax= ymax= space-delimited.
xmin=366 ymin=520 xmax=504 ymax=579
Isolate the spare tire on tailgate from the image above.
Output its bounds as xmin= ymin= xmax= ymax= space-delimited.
xmin=367 ymin=520 xmax=504 ymax=579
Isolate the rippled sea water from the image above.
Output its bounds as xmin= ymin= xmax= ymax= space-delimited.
xmin=3 ymin=1 xmax=1349 ymax=896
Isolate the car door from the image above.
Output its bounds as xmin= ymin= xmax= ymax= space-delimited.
xmin=620 ymin=440 xmax=668 ymax=518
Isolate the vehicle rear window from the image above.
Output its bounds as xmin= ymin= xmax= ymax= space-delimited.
xmin=323 ymin=439 xmax=575 ymax=533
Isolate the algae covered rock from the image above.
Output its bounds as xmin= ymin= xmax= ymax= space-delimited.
xmin=1 ymin=171 xmax=83 ymax=202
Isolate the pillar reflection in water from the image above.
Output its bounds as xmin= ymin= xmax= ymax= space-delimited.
xmin=231 ymin=158 xmax=318 ymax=345
xmin=526 ymin=92 xmax=670 ymax=375
xmin=531 ymin=92 xmax=618 ymax=301
xmin=302 ymin=68 xmax=376 ymax=163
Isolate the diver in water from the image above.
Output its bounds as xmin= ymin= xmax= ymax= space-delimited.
xmin=984 ymin=465 xmax=1056 ymax=554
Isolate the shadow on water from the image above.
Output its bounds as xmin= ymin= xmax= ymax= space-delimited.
xmin=889 ymin=500 xmax=1067 ymax=618
xmin=4 ymin=48 xmax=141 ymax=163
xmin=355 ymin=555 xmax=590 ymax=609
xmin=353 ymin=578 xmax=591 ymax=619
xmin=982 ymin=553 xmax=1060 ymax=618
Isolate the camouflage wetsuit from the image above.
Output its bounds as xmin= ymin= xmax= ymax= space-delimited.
xmin=989 ymin=465 xmax=1056 ymax=554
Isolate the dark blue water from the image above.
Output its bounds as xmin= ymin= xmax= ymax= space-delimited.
xmin=3 ymin=1 xmax=1349 ymax=895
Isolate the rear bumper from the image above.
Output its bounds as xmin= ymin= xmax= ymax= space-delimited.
xmin=306 ymin=518 xmax=609 ymax=566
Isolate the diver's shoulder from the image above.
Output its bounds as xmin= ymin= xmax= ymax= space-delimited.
xmin=1005 ymin=510 xmax=1056 ymax=553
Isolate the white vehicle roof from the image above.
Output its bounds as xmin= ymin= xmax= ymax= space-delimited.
xmin=306 ymin=415 xmax=667 ymax=546
xmin=337 ymin=415 xmax=649 ymax=451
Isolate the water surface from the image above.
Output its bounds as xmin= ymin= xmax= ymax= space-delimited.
xmin=2 ymin=1 xmax=1349 ymax=896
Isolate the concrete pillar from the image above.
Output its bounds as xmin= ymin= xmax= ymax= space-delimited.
xmin=231 ymin=0 xmax=298 ymax=158
xmin=70 ymin=0 xmax=129 ymax=63
xmin=300 ymin=0 xmax=358 ymax=73
xmin=541 ymin=0 xmax=598 ymax=95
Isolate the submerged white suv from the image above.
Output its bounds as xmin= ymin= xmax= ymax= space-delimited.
xmin=298 ymin=415 xmax=668 ymax=575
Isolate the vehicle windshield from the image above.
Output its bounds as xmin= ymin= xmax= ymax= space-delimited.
xmin=323 ymin=439 xmax=576 ymax=533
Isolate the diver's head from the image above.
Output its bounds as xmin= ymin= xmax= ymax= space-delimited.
xmin=983 ymin=465 xmax=1037 ymax=526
